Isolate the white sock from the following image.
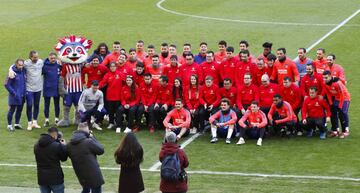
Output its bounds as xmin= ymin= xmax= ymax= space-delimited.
xmin=8 ymin=125 xmax=12 ymax=128
xmin=211 ymin=126 xmax=217 ymax=138
xmin=226 ymin=128 xmax=234 ymax=139
xmin=45 ymin=118 xmax=49 ymax=122
xmin=28 ymin=121 xmax=32 ymax=125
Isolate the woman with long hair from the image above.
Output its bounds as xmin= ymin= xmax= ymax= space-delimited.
xmin=114 ymin=133 xmax=144 ymax=193
xmin=172 ymin=78 xmax=183 ymax=103
xmin=184 ymin=74 xmax=201 ymax=133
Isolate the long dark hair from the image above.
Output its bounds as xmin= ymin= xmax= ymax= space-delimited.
xmin=172 ymin=78 xmax=183 ymax=100
xmin=189 ymin=74 xmax=199 ymax=99
xmin=126 ymin=76 xmax=136 ymax=99
xmin=114 ymin=133 xmax=143 ymax=167
xmin=94 ymin=43 xmax=109 ymax=55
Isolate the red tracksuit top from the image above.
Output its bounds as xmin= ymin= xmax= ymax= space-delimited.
xmin=236 ymin=84 xmax=259 ymax=110
xmin=279 ymin=84 xmax=302 ymax=110
xmin=253 ymin=66 xmax=272 ymax=87
xmin=238 ymin=110 xmax=268 ymax=128
xmin=313 ymin=58 xmax=327 ymax=75
xmin=209 ymin=110 xmax=237 ymax=126
xmin=235 ymin=60 xmax=256 ymax=86
xmin=163 ymin=108 xmax=191 ymax=128
xmin=99 ymin=71 xmax=122 ymax=101
xmin=121 ymin=85 xmax=140 ymax=107
xmin=300 ymin=73 xmax=324 ymax=97
xmin=219 ymin=57 xmax=238 ymax=84
xmin=329 ymin=64 xmax=346 ymax=84
xmin=268 ymin=101 xmax=297 ymax=124
xmin=302 ymin=96 xmax=331 ymax=120
xmin=116 ymin=64 xmax=134 ymax=83
xmin=125 ymin=60 xmax=139 ymax=72
xmin=163 ymin=65 xmax=182 ymax=85
xmin=199 ymin=84 xmax=221 ymax=107
xmin=322 ymin=81 xmax=351 ymax=108
xmin=219 ymin=87 xmax=237 ymax=106
xmin=101 ymin=52 xmax=120 ymax=66
xmin=215 ymin=52 xmax=226 ymax=64
xmin=139 ymin=81 xmax=158 ymax=106
xmin=156 ymin=84 xmax=173 ymax=106
xmin=271 ymin=58 xmax=300 ymax=84
xmin=133 ymin=71 xmax=146 ymax=87
xmin=81 ymin=64 xmax=109 ymax=88
xmin=180 ymin=63 xmax=202 ymax=87
xmin=147 ymin=65 xmax=166 ymax=84
xmin=258 ymin=83 xmax=279 ymax=108
xmin=200 ymin=61 xmax=220 ymax=86
xmin=184 ymin=85 xmax=200 ymax=110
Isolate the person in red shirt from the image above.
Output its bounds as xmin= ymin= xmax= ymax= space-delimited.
xmin=237 ymin=101 xmax=268 ymax=146
xmin=253 ymin=57 xmax=271 ymax=87
xmin=219 ymin=78 xmax=237 ymax=107
xmin=302 ymin=87 xmax=331 ymax=139
xmin=200 ymin=51 xmax=220 ymax=86
xmin=236 ymin=73 xmax=259 ymax=115
xmin=214 ymin=40 xmax=227 ymax=64
xmin=184 ymin=74 xmax=201 ymax=133
xmin=138 ymin=73 xmax=158 ymax=133
xmin=268 ymin=94 xmax=297 ymax=136
xmin=125 ymin=48 xmax=140 ymax=72
xmin=180 ymin=43 xmax=192 ymax=66
xmin=99 ymin=62 xmax=122 ymax=130
xmin=235 ymin=50 xmax=257 ymax=86
xmin=168 ymin=44 xmax=182 ymax=66
xmin=116 ymin=76 xmax=140 ymax=133
xmin=266 ymin=53 xmax=277 ymax=76
xmin=143 ymin=44 xmax=156 ymax=68
xmin=147 ymin=54 xmax=166 ymax=84
xmin=180 ymin=53 xmax=202 ymax=87
xmin=154 ymin=75 xmax=174 ymax=129
xmin=163 ymin=99 xmax=191 ymax=140
xmin=236 ymin=40 xmax=255 ymax=63
xmin=218 ymin=46 xmax=238 ymax=86
xmin=271 ymin=48 xmax=300 ymax=85
xmin=159 ymin=42 xmax=170 ymax=65
xmin=101 ymin=41 xmax=121 ymax=66
xmin=257 ymin=42 xmax=273 ymax=64
xmin=326 ymin=54 xmax=346 ymax=84
xmin=81 ymin=55 xmax=109 ymax=88
xmin=198 ymin=76 xmax=221 ymax=132
xmin=322 ymin=71 xmax=350 ymax=138
xmin=258 ymin=74 xmax=279 ymax=115
xmin=313 ymin=48 xmax=327 ymax=75
xmin=209 ymin=98 xmax=237 ymax=144
xmin=133 ymin=62 xmax=146 ymax=87
xmin=135 ymin=40 xmax=147 ymax=62
xmin=300 ymin=63 xmax=324 ymax=97
xmin=172 ymin=78 xmax=183 ymax=106
xmin=163 ymin=55 xmax=182 ymax=84
xmin=116 ymin=53 xmax=134 ymax=84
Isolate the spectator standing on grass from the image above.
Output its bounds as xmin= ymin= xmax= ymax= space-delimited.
xmin=67 ymin=123 xmax=105 ymax=193
xmin=34 ymin=127 xmax=67 ymax=193
xmin=114 ymin=133 xmax=144 ymax=193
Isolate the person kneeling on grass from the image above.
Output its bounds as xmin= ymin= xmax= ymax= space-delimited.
xmin=209 ymin=98 xmax=237 ymax=144
xmin=163 ymin=99 xmax=191 ymax=141
xmin=237 ymin=101 xmax=268 ymax=146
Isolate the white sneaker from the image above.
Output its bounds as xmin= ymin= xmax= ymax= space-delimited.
xmin=92 ymin=123 xmax=102 ymax=131
xmin=104 ymin=115 xmax=109 ymax=122
xmin=236 ymin=137 xmax=245 ymax=145
xmin=107 ymin=123 xmax=114 ymax=129
xmin=27 ymin=122 xmax=33 ymax=131
xmin=190 ymin=127 xmax=197 ymax=134
xmin=115 ymin=127 xmax=121 ymax=133
xmin=32 ymin=120 xmax=41 ymax=129
xmin=257 ymin=138 xmax=262 ymax=146
xmin=7 ymin=125 xmax=14 ymax=132
xmin=124 ymin=127 xmax=132 ymax=133
xmin=90 ymin=116 xmax=95 ymax=124
xmin=297 ymin=131 xmax=303 ymax=136
xmin=210 ymin=137 xmax=218 ymax=143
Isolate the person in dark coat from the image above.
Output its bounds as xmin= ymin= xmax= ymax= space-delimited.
xmin=67 ymin=123 xmax=105 ymax=193
xmin=114 ymin=132 xmax=144 ymax=193
xmin=159 ymin=132 xmax=189 ymax=193
xmin=34 ymin=127 xmax=67 ymax=193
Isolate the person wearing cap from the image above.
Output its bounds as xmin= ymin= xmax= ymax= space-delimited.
xmin=34 ymin=127 xmax=67 ymax=193
xmin=78 ymin=80 xmax=106 ymax=131
xmin=159 ymin=132 xmax=189 ymax=193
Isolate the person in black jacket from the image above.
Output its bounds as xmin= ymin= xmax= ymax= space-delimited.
xmin=67 ymin=122 xmax=105 ymax=193
xmin=34 ymin=127 xmax=67 ymax=193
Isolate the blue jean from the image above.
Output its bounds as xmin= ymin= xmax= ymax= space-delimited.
xmin=39 ymin=183 xmax=64 ymax=193
xmin=82 ymin=186 xmax=102 ymax=193
xmin=26 ymin=91 xmax=41 ymax=121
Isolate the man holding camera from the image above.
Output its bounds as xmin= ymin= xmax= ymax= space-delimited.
xmin=34 ymin=127 xmax=67 ymax=193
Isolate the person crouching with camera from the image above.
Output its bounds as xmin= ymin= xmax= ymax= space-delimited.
xmin=34 ymin=127 xmax=67 ymax=193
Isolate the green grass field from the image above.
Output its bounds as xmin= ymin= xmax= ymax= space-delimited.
xmin=0 ymin=0 xmax=359 ymax=192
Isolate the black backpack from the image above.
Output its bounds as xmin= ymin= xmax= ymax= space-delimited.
xmin=161 ymin=151 xmax=181 ymax=182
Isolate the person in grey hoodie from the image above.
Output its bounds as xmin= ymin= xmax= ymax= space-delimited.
xmin=67 ymin=123 xmax=104 ymax=193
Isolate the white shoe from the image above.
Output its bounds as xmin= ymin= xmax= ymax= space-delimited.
xmin=27 ymin=122 xmax=33 ymax=131
xmin=90 ymin=116 xmax=95 ymax=124
xmin=236 ymin=138 xmax=245 ymax=145
xmin=257 ymin=138 xmax=262 ymax=146
xmin=104 ymin=115 xmax=109 ymax=122
xmin=115 ymin=127 xmax=121 ymax=133
xmin=190 ymin=127 xmax=197 ymax=134
xmin=92 ymin=123 xmax=103 ymax=131
xmin=32 ymin=120 xmax=41 ymax=129
xmin=124 ymin=127 xmax=132 ymax=133
xmin=297 ymin=131 xmax=303 ymax=136
xmin=107 ymin=123 xmax=114 ymax=129
xmin=7 ymin=125 xmax=14 ymax=132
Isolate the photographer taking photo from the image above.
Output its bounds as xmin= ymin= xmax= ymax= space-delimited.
xmin=34 ymin=127 xmax=67 ymax=193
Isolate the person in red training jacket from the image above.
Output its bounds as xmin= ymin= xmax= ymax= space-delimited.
xmin=163 ymin=55 xmax=182 ymax=85
xmin=82 ymin=55 xmax=109 ymax=89
xmin=300 ymin=63 xmax=324 ymax=97
xmin=234 ymin=50 xmax=256 ymax=86
xmin=237 ymin=101 xmax=268 ymax=146
xmin=219 ymin=78 xmax=237 ymax=106
xmin=268 ymin=94 xmax=297 ymax=136
xmin=125 ymin=48 xmax=141 ymax=72
xmin=184 ymin=75 xmax=201 ymax=133
xmin=147 ymin=54 xmax=167 ymax=84
xmin=253 ymin=58 xmax=271 ymax=87
xmin=101 ymin=41 xmax=121 ymax=66
xmin=180 ymin=53 xmax=202 ymax=87
xmin=236 ymin=73 xmax=259 ymax=115
xmin=116 ymin=76 xmax=140 ymax=133
xmin=133 ymin=62 xmax=147 ymax=87
xmin=302 ymin=87 xmax=331 ymax=139
xmin=163 ymin=99 xmax=191 ymax=140
xmin=322 ymin=71 xmax=350 ymax=138
xmin=135 ymin=40 xmax=147 ymax=62
xmin=257 ymin=42 xmax=273 ymax=64
xmin=200 ymin=51 xmax=220 ymax=86
xmin=326 ymin=54 xmax=346 ymax=84
xmin=279 ymin=77 xmax=302 ymax=115
xmin=159 ymin=132 xmax=189 ymax=193
xmin=155 ymin=75 xmax=174 ymax=129
xmin=198 ymin=76 xmax=221 ymax=132
xmin=209 ymin=98 xmax=238 ymax=144
xmin=258 ymin=74 xmax=279 ymax=115
xmin=271 ymin=48 xmax=300 ymax=85
xmin=99 ymin=62 xmax=122 ymax=130
xmin=218 ymin=47 xmax=238 ymax=86
xmin=116 ymin=53 xmax=134 ymax=84
xmin=143 ymin=44 xmax=156 ymax=68
xmin=313 ymin=48 xmax=327 ymax=75
xmin=214 ymin=40 xmax=227 ymax=64
xmin=266 ymin=53 xmax=277 ymax=76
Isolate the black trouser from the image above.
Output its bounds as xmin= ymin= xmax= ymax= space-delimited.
xmin=294 ymin=107 xmax=302 ymax=132
xmin=80 ymin=107 xmax=105 ymax=124
xmin=302 ymin=118 xmax=327 ymax=133
xmin=187 ymin=107 xmax=201 ymax=129
xmin=199 ymin=106 xmax=219 ymax=131
xmin=101 ymin=86 xmax=108 ymax=114
xmin=154 ymin=104 xmax=172 ymax=129
xmin=272 ymin=112 xmax=295 ymax=135
xmin=240 ymin=126 xmax=266 ymax=139
xmin=107 ymin=101 xmax=120 ymax=124
xmin=137 ymin=104 xmax=156 ymax=127
xmin=116 ymin=105 xmax=138 ymax=128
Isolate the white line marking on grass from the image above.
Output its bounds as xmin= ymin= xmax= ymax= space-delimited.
xmin=1 ymin=163 xmax=359 ymax=182
xmin=148 ymin=132 xmax=201 ymax=171
xmin=156 ymin=0 xmax=360 ymax=27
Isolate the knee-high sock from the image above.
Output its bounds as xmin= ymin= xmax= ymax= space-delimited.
xmin=226 ymin=125 xmax=234 ymax=139
xmin=211 ymin=125 xmax=217 ymax=137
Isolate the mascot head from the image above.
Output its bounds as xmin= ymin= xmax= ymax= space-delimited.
xmin=55 ymin=35 xmax=92 ymax=64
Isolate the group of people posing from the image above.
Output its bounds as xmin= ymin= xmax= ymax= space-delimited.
xmin=6 ymin=39 xmax=351 ymax=146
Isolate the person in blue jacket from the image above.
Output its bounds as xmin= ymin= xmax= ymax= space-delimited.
xmin=5 ymin=58 xmax=26 ymax=131
xmin=42 ymin=52 xmax=61 ymax=127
